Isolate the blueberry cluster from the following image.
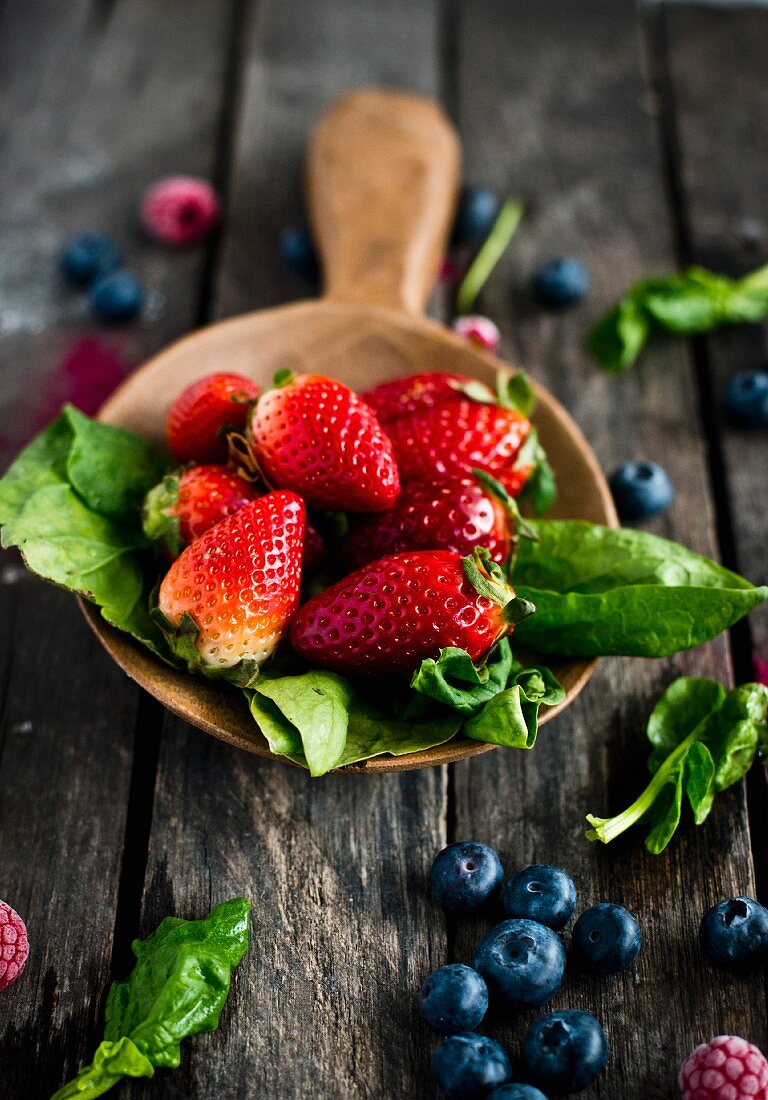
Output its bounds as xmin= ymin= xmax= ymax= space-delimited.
xmin=422 ymin=842 xmax=642 ymax=1097
xmin=60 ymin=232 xmax=144 ymax=322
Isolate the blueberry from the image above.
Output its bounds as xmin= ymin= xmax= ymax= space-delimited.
xmin=419 ymin=965 xmax=489 ymax=1034
xmin=279 ymin=225 xmax=319 ymax=280
xmin=724 ymin=370 xmax=768 ymax=429
xmin=571 ymin=903 xmax=642 ymax=975
xmin=451 ymin=185 xmax=501 ymax=246
xmin=502 ymin=865 xmax=576 ymax=931
xmin=533 ymin=257 xmax=590 ymax=308
xmin=432 ymin=1033 xmax=513 ymax=1099
xmin=699 ymin=896 xmax=768 ymax=968
xmin=60 ymin=232 xmax=122 ymax=286
xmin=488 ymin=1087 xmax=549 ymax=1100
xmin=521 ymin=1010 xmax=608 ymax=1094
xmin=608 ymin=461 xmax=674 ymax=521
xmin=472 ymin=919 xmax=565 ymax=1008
xmin=430 ymin=842 xmax=504 ymax=913
xmin=91 ymin=271 xmax=145 ymax=323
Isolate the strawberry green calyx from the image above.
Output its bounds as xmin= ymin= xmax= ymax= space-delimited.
xmin=142 ymin=474 xmax=182 ymax=559
xmin=271 ymin=368 xmax=295 ymax=390
xmin=471 ymin=466 xmax=538 ymax=544
xmin=462 ymin=546 xmax=536 ymax=625
xmin=496 ymin=368 xmax=536 ymax=417
xmin=150 ymin=607 xmax=263 ymax=689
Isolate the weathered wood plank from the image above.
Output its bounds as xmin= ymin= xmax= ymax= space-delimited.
xmin=0 ymin=0 xmax=237 ymax=1095
xmin=134 ymin=2 xmax=450 ymax=1098
xmin=661 ymin=3 xmax=768 ymax=662
xmin=450 ymin=2 xmax=766 ymax=1097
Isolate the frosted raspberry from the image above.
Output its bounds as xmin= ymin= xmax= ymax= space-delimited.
xmin=679 ymin=1036 xmax=768 ymax=1100
xmin=140 ymin=177 xmax=219 ymax=246
xmin=0 ymin=900 xmax=29 ymax=991
xmin=452 ymin=315 xmax=501 ymax=353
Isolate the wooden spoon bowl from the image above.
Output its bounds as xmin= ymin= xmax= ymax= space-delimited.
xmin=84 ymin=90 xmax=617 ymax=772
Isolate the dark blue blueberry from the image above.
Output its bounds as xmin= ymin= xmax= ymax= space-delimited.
xmin=430 ymin=842 xmax=504 ymax=913
xmin=472 ymin=919 xmax=565 ymax=1008
xmin=521 ymin=1010 xmax=608 ymax=1094
xmin=279 ymin=225 xmax=319 ymax=280
xmin=488 ymin=1087 xmax=549 ymax=1100
xmin=699 ymin=896 xmax=768 ymax=968
xmin=502 ymin=865 xmax=576 ymax=931
xmin=91 ymin=271 xmax=145 ymax=323
xmin=533 ymin=257 xmax=590 ymax=308
xmin=571 ymin=903 xmax=642 ymax=975
xmin=432 ymin=1033 xmax=512 ymax=1099
xmin=724 ymin=370 xmax=768 ymax=429
xmin=419 ymin=964 xmax=489 ymax=1034
xmin=608 ymin=461 xmax=674 ymax=521
xmin=451 ymin=185 xmax=501 ymax=246
xmin=60 ymin=232 xmax=122 ymax=286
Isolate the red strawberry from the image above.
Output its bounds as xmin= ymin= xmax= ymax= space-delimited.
xmin=290 ymin=548 xmax=534 ymax=677
xmin=166 ymin=372 xmax=260 ymax=464
xmin=363 ymin=371 xmax=494 ymax=425
xmin=156 ymin=491 xmax=305 ymax=683
xmin=248 ymin=371 xmax=400 ymax=512
xmin=143 ymin=464 xmax=260 ymax=558
xmin=342 ymin=472 xmax=518 ymax=571
xmin=386 ymin=399 xmax=530 ymax=484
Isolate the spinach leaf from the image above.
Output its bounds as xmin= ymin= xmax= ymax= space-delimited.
xmin=52 ymin=898 xmax=250 ymax=1099
xmin=512 ymin=520 xmax=767 ymax=657
xmin=589 ymin=261 xmax=768 ymax=373
xmin=0 ymin=410 xmax=169 ymax=656
xmin=248 ymin=671 xmax=461 ymax=774
xmin=464 ymin=660 xmax=565 ymax=749
xmin=586 ymin=678 xmax=768 ymax=853
xmin=408 ymin=640 xmax=515 ymax=717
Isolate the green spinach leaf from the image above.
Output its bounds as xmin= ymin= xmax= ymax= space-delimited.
xmin=248 ymin=670 xmax=461 ymax=774
xmin=586 ymin=678 xmax=768 ymax=853
xmin=589 ymin=261 xmax=768 ymax=373
xmin=0 ymin=410 xmax=169 ymax=656
xmin=513 ymin=521 xmax=767 ymax=657
xmin=52 ymin=898 xmax=250 ymax=1099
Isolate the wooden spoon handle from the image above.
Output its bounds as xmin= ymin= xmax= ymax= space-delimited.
xmin=306 ymin=89 xmax=461 ymax=316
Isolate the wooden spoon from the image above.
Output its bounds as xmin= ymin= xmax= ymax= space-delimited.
xmin=84 ymin=89 xmax=617 ymax=773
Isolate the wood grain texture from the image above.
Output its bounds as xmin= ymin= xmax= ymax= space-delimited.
xmin=662 ymin=3 xmax=768 ymax=658
xmin=449 ymin=2 xmax=766 ymax=1098
xmin=132 ymin=2 xmax=451 ymax=1097
xmin=0 ymin=0 xmax=237 ymax=1096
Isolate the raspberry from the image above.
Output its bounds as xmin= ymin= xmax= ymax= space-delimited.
xmin=452 ymin=314 xmax=501 ymax=353
xmin=140 ymin=177 xmax=219 ymax=246
xmin=679 ymin=1036 xmax=768 ymax=1100
xmin=0 ymin=900 xmax=29 ymax=991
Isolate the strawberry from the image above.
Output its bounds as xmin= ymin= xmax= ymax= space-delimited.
xmin=156 ymin=491 xmax=305 ymax=684
xmin=247 ymin=371 xmax=400 ymax=512
xmin=289 ymin=547 xmax=534 ymax=677
xmin=143 ymin=464 xmax=261 ymax=558
xmin=385 ymin=399 xmax=530 ymax=484
xmin=362 ymin=371 xmax=494 ymax=425
xmin=342 ymin=470 xmax=530 ymax=572
xmin=303 ymin=522 xmax=326 ymax=575
xmin=166 ymin=372 xmax=260 ymax=464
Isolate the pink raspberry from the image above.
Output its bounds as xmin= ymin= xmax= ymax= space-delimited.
xmin=452 ymin=315 xmax=501 ymax=353
xmin=679 ymin=1036 xmax=768 ymax=1100
xmin=140 ymin=176 xmax=219 ymax=246
xmin=0 ymin=900 xmax=29 ymax=991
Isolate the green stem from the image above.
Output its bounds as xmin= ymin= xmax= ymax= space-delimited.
xmin=738 ymin=261 xmax=768 ymax=293
xmin=585 ymin=731 xmax=696 ymax=843
xmin=456 ymin=199 xmax=524 ymax=315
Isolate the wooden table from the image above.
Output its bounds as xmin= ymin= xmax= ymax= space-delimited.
xmin=1 ymin=2 xmax=766 ymax=1097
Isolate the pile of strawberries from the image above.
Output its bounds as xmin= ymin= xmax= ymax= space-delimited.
xmin=146 ymin=368 xmax=537 ymax=685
